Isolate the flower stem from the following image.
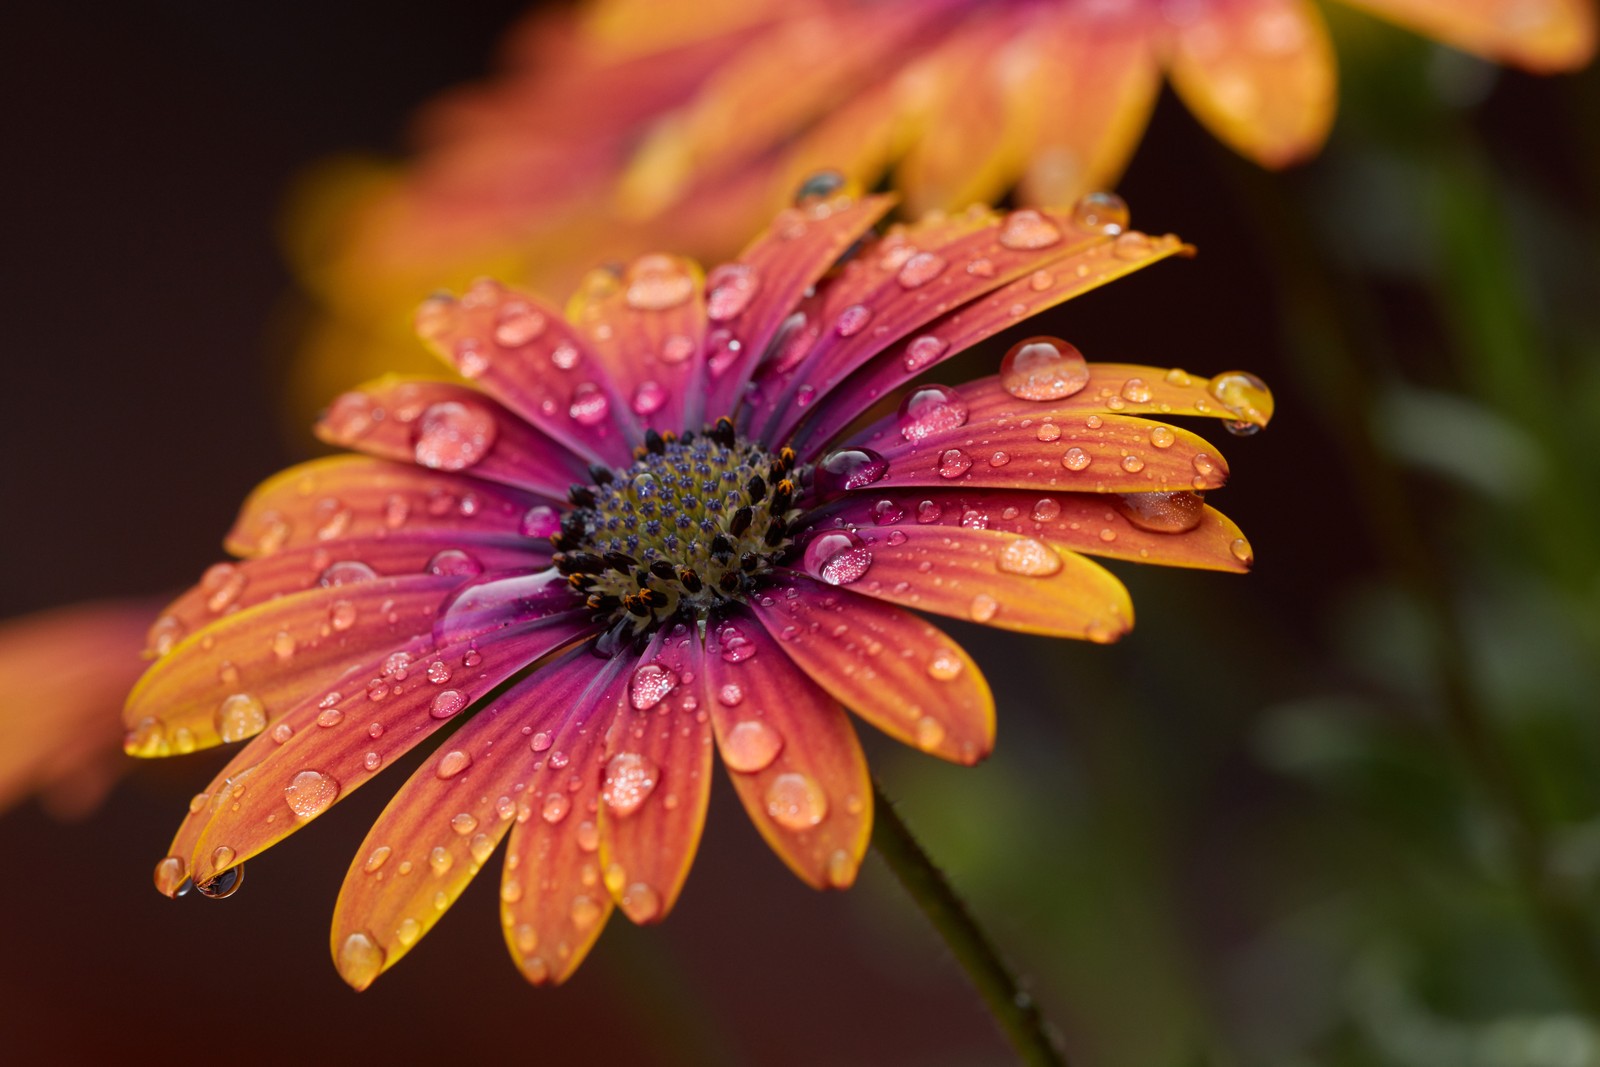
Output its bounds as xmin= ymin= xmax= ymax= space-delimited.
xmin=871 ymin=779 xmax=1069 ymax=1066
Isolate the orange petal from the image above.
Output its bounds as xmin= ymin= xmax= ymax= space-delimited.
xmin=787 ymin=524 xmax=1134 ymax=641
xmin=1164 ymin=0 xmax=1337 ymax=168
xmin=703 ymin=612 xmax=873 ymax=889
xmin=226 ymin=456 xmax=547 ymax=560
xmin=329 ymin=642 xmax=608 ymax=989
xmin=814 ymin=489 xmax=1255 ymax=574
xmin=126 ymin=575 xmax=457 ymax=757
xmin=1017 ymin=9 xmax=1163 ymax=205
xmin=497 ymin=655 xmax=631 ymax=985
xmin=315 ymin=377 xmax=590 ymax=498
xmin=749 ymin=575 xmax=995 ymax=765
xmin=598 ymin=625 xmax=713 ymax=924
xmin=1341 ymin=0 xmax=1595 ymax=71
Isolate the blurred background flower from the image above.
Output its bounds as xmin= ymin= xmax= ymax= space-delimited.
xmin=5 ymin=0 xmax=1600 ymax=1064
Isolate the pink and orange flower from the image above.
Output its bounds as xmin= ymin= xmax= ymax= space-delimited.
xmin=136 ymin=191 xmax=1270 ymax=987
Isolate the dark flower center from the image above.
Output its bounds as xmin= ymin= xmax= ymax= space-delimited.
xmin=553 ymin=418 xmax=802 ymax=632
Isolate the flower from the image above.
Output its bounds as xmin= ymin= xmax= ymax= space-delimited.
xmin=288 ymin=0 xmax=1593 ymax=418
xmin=132 ymin=190 xmax=1271 ymax=989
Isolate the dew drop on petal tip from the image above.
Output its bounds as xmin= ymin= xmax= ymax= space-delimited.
xmin=1207 ymin=371 xmax=1272 ymax=426
xmin=1071 ymin=191 xmax=1129 ymax=235
xmin=621 ymin=882 xmax=662 ymax=923
xmin=1230 ymin=538 xmax=1254 ymax=565
xmin=338 ymin=932 xmax=386 ymax=989
xmin=1000 ymin=338 xmax=1089 ymax=401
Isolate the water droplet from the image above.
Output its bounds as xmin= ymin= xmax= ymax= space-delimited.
xmin=284 ymin=769 xmax=340 ymax=819
xmin=450 ymin=812 xmax=478 ymax=836
xmin=916 ymin=500 xmax=941 ymax=523
xmin=897 ymin=251 xmax=947 ymax=288
xmin=1120 ymin=454 xmax=1145 ymax=473
xmin=967 ymin=257 xmax=997 ymax=277
xmin=337 ymin=932 xmax=385 ymax=989
xmin=631 ymin=380 xmax=668 ymax=416
xmin=1230 ymin=538 xmax=1254 ymax=565
xmin=1120 ymin=378 xmax=1152 ymax=403
xmin=215 ymin=693 xmax=266 ymax=743
xmin=428 ymin=846 xmax=453 ymax=876
xmin=870 ymin=499 xmax=905 ymax=525
xmin=154 ymin=856 xmax=188 ymax=896
xmin=568 ymin=382 xmax=610 ymax=426
xmin=717 ymin=624 xmax=756 ymax=663
xmin=427 ymin=548 xmax=483 ymax=577
xmin=914 ymin=717 xmax=947 ymax=751
xmin=927 ymin=649 xmax=964 ymax=680
xmin=430 ymin=690 xmax=468 ymax=720
xmin=937 ymin=449 xmax=973 ymax=479
xmin=210 ymin=845 xmax=236 ymax=871
xmin=1061 ymin=448 xmax=1091 ymax=472
xmin=530 ymin=730 xmax=553 ymax=752
xmin=765 ymin=772 xmax=827 ymax=830
xmin=602 ymin=752 xmax=660 ymax=816
xmin=705 ymin=262 xmax=758 ymax=322
xmin=826 ymin=849 xmax=856 ymax=888
xmin=519 ymin=505 xmax=560 ymax=539
xmin=1071 ymin=191 xmax=1129 ymax=235
xmin=1000 ymin=337 xmax=1090 ymax=401
xmin=897 ymin=384 xmax=969 ymax=441
xmin=996 ymin=537 xmax=1063 ymax=576
xmin=201 ymin=563 xmax=247 ymax=613
xmin=364 ymin=846 xmax=391 ymax=873
xmin=1115 ymin=491 xmax=1205 ymax=533
xmin=620 ymin=882 xmax=662 ymax=923
xmin=569 ymin=894 xmax=602 ymax=930
xmin=624 ymin=254 xmax=695 ymax=310
xmin=323 ymin=391 xmax=380 ymax=441
xmin=998 ymin=209 xmax=1064 ymax=250
xmin=722 ymin=720 xmax=784 ymax=773
xmin=394 ymin=917 xmax=423 ymax=947
xmin=794 ymin=169 xmax=846 ymax=204
xmin=1113 ymin=231 xmax=1154 ymax=259
xmin=436 ymin=750 xmax=472 ymax=779
xmin=540 ymin=792 xmax=571 ymax=824
xmin=803 ymin=531 xmax=874 ymax=587
xmin=816 ymin=448 xmax=888 ymax=494
xmin=195 ymin=864 xmax=244 ymax=900
xmin=629 ymin=663 xmax=677 ymax=711
xmin=413 ymin=400 xmax=497 ymax=471
xmin=835 ymin=304 xmax=872 ymax=336
xmin=493 ymin=300 xmax=546 ymax=347
xmin=902 ymin=334 xmax=948 ymax=372
xmin=968 ymin=593 xmax=999 ymax=622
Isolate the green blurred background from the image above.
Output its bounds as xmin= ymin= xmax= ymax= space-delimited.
xmin=4 ymin=3 xmax=1600 ymax=1064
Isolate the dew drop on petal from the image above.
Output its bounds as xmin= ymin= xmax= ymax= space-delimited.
xmin=998 ymin=208 xmax=1063 ymax=250
xmin=1149 ymin=426 xmax=1176 ymax=449
xmin=968 ymin=593 xmax=999 ymax=622
xmin=1070 ymin=191 xmax=1129 ymax=235
xmin=427 ymin=548 xmax=483 ymax=577
xmin=1121 ymin=454 xmax=1145 ymax=473
xmin=541 ymin=793 xmax=571 ymax=824
xmin=1036 ymin=423 xmax=1062 ymax=442
xmin=602 ymin=752 xmax=660 ymax=816
xmin=519 ymin=505 xmax=561 ymax=538
xmin=215 ymin=693 xmax=266 ymax=743
xmin=194 ymin=864 xmax=243 ymax=900
xmin=816 ymin=448 xmax=888 ymax=494
xmin=1113 ymin=231 xmax=1154 ymax=259
xmin=914 ymin=717 xmax=947 ymax=751
xmin=429 ymin=690 xmax=468 ymax=720
xmin=835 ymin=304 xmax=872 ymax=336
xmin=624 ymin=254 xmax=695 ymax=311
xmin=284 ymin=769 xmax=340 ymax=819
xmin=493 ymin=301 xmax=547 ymax=347
xmin=765 ymin=772 xmax=828 ymax=830
xmin=803 ymin=531 xmax=874 ymax=587
xmin=937 ymin=449 xmax=973 ymax=479
xmin=338 ymin=932 xmax=385 ymax=989
xmin=1120 ymin=377 xmax=1152 ymax=403
xmin=927 ymin=649 xmax=964 ymax=681
xmin=620 ymin=882 xmax=662 ymax=923
xmin=568 ymin=382 xmax=610 ymax=426
xmin=870 ymin=498 xmax=905 ymax=525
xmin=1000 ymin=337 xmax=1090 ymax=401
xmin=705 ymin=263 xmax=758 ymax=321
xmin=436 ymin=750 xmax=472 ymax=779
xmin=631 ymin=380 xmax=668 ymax=416
xmin=530 ymin=730 xmax=553 ymax=752
xmin=1114 ymin=491 xmax=1205 ymax=533
xmin=570 ymin=894 xmax=602 ymax=930
xmin=364 ymin=846 xmax=392 ymax=873
xmin=1061 ymin=448 xmax=1091 ymax=472
xmin=897 ymin=385 xmax=969 ymax=441
xmin=897 ymin=251 xmax=947 ymax=289
xmin=413 ymin=401 xmax=497 ymax=471
xmin=902 ymin=334 xmax=949 ymax=372
xmin=629 ymin=663 xmax=677 ymax=711
xmin=722 ymin=720 xmax=784 ymax=773
xmin=826 ymin=849 xmax=856 ymax=888
xmin=996 ymin=537 xmax=1064 ymax=576
xmin=1230 ymin=537 xmax=1255 ymax=565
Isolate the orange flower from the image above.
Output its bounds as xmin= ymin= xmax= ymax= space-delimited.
xmin=289 ymin=0 xmax=1593 ymax=415
xmin=139 ymin=193 xmax=1270 ymax=987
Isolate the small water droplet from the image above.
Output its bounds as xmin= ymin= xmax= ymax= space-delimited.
xmin=968 ymin=593 xmax=999 ymax=622
xmin=1113 ymin=231 xmax=1154 ymax=259
xmin=803 ymin=531 xmax=874 ymax=586
xmin=902 ymin=334 xmax=948 ymax=372
xmin=816 ymin=448 xmax=888 ymax=494
xmin=569 ymin=894 xmax=602 ymax=930
xmin=1121 ymin=454 xmax=1145 ymax=473
xmin=429 ymin=689 xmax=468 ymax=720
xmin=436 ymin=750 xmax=472 ymax=779
xmin=195 ymin=864 xmax=244 ymax=900
xmin=568 ymin=382 xmax=610 ymax=426
xmin=541 ymin=792 xmax=571 ymax=823
xmin=631 ymin=380 xmax=668 ymax=416
xmin=413 ymin=400 xmax=497 ymax=471
xmin=624 ymin=254 xmax=695 ymax=310
xmin=1000 ymin=337 xmax=1090 ymax=401
xmin=870 ymin=499 xmax=905 ymax=525
xmin=1230 ymin=537 xmax=1255 ymax=565
xmin=530 ymin=730 xmax=553 ymax=752
xmin=1071 ymin=191 xmax=1129 ymax=235
xmin=914 ymin=717 xmax=947 ymax=751
xmin=1120 ymin=378 xmax=1152 ymax=403
xmin=835 ymin=304 xmax=872 ymax=336
xmin=1061 ymin=448 xmax=1091 ymax=472
xmin=493 ymin=300 xmax=546 ymax=348
xmin=937 ymin=449 xmax=973 ymax=479
xmin=620 ymin=882 xmax=662 ymax=923
xmin=364 ymin=846 xmax=392 ymax=873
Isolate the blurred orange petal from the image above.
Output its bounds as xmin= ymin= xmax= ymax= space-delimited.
xmin=1342 ymin=0 xmax=1596 ymax=71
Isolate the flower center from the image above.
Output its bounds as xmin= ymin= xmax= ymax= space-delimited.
xmin=554 ymin=418 xmax=802 ymax=633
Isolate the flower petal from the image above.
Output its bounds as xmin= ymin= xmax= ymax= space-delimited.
xmin=703 ymin=611 xmax=872 ymax=889
xmin=694 ymin=191 xmax=895 ymax=424
xmin=226 ymin=456 xmax=553 ymax=559
xmin=1345 ymin=0 xmax=1595 ymax=70
xmin=564 ymin=254 xmax=706 ymax=435
xmin=328 ymin=641 xmax=607 ymax=989
xmin=414 ymin=279 xmax=641 ymax=466
xmin=1164 ymin=0 xmax=1336 ymax=168
xmin=1017 ymin=9 xmax=1162 ymax=205
xmin=315 ymin=377 xmax=591 ymax=498
xmin=126 ymin=575 xmax=458 ymax=757
xmin=497 ymin=654 xmax=631 ymax=985
xmin=748 ymin=575 xmax=994 ymax=765
xmin=782 ymin=229 xmax=1193 ymax=456
xmin=598 ymin=625 xmax=713 ymax=924
xmin=785 ymin=524 xmax=1133 ymax=641
xmin=168 ymin=612 xmax=594 ymax=893
xmin=812 ymin=488 xmax=1254 ymax=573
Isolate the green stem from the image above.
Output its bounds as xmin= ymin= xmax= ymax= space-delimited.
xmin=871 ymin=779 xmax=1068 ymax=1066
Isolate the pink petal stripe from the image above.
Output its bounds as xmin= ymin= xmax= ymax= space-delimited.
xmin=328 ymin=641 xmax=608 ymax=989
xmin=415 ymin=279 xmax=641 ymax=466
xmin=702 ymin=611 xmax=872 ymax=889
xmin=598 ymin=624 xmax=714 ymax=924
xmin=749 ymin=575 xmax=994 ymax=765
xmin=836 ymin=407 xmax=1230 ymax=495
xmin=226 ymin=456 xmax=554 ymax=559
xmin=151 ymin=539 xmax=543 ymax=657
xmin=808 ymin=488 xmax=1254 ymax=573
xmin=785 ymin=522 xmax=1133 ymax=640
xmin=170 ymin=612 xmax=594 ymax=891
xmin=127 ymin=575 xmax=458 ymax=758
xmin=785 ymin=235 xmax=1192 ymax=456
xmin=498 ymin=653 xmax=632 ymax=985
xmin=435 ymin=568 xmax=585 ymax=644
xmin=315 ymin=377 xmax=591 ymax=499
xmin=565 ymin=254 xmax=707 ymax=435
xmin=694 ymin=193 xmax=895 ymax=424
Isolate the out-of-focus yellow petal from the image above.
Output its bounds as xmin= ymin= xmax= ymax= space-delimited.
xmin=1339 ymin=0 xmax=1596 ymax=71
xmin=1164 ymin=0 xmax=1338 ymax=168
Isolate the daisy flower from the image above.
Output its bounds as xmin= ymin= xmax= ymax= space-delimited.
xmin=133 ymin=189 xmax=1271 ymax=988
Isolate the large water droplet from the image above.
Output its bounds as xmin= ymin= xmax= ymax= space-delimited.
xmin=968 ymin=593 xmax=999 ymax=622
xmin=835 ymin=304 xmax=872 ymax=337
xmin=436 ymin=750 xmax=472 ymax=779
xmin=897 ymin=385 xmax=969 ymax=441
xmin=803 ymin=531 xmax=874 ymax=587
xmin=215 ymin=693 xmax=266 ymax=743
xmin=429 ymin=689 xmax=468 ymax=719
xmin=765 ymin=772 xmax=828 ymax=830
xmin=284 ymin=769 xmax=340 ymax=819
xmin=1208 ymin=371 xmax=1271 ymax=426
xmin=629 ymin=663 xmax=677 ymax=711
xmin=194 ymin=864 xmax=244 ymax=900
xmin=815 ymin=448 xmax=888 ymax=494
xmin=624 ymin=254 xmax=694 ymax=310
xmin=1070 ymin=191 xmax=1129 ymax=235
xmin=568 ymin=382 xmax=610 ymax=426
xmin=996 ymin=537 xmax=1064 ymax=576
xmin=1114 ymin=491 xmax=1205 ymax=533
xmin=414 ymin=401 xmax=497 ymax=471
xmin=998 ymin=209 xmax=1063 ymax=250
xmin=722 ymin=719 xmax=784 ymax=773
xmin=602 ymin=752 xmax=660 ymax=816
xmin=1061 ymin=448 xmax=1091 ymax=471
xmin=937 ymin=449 xmax=973 ymax=479
xmin=1000 ymin=337 xmax=1090 ymax=401
xmin=897 ymin=251 xmax=947 ymax=289
xmin=337 ymin=932 xmax=385 ymax=989
xmin=705 ymin=262 xmax=758 ymax=321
